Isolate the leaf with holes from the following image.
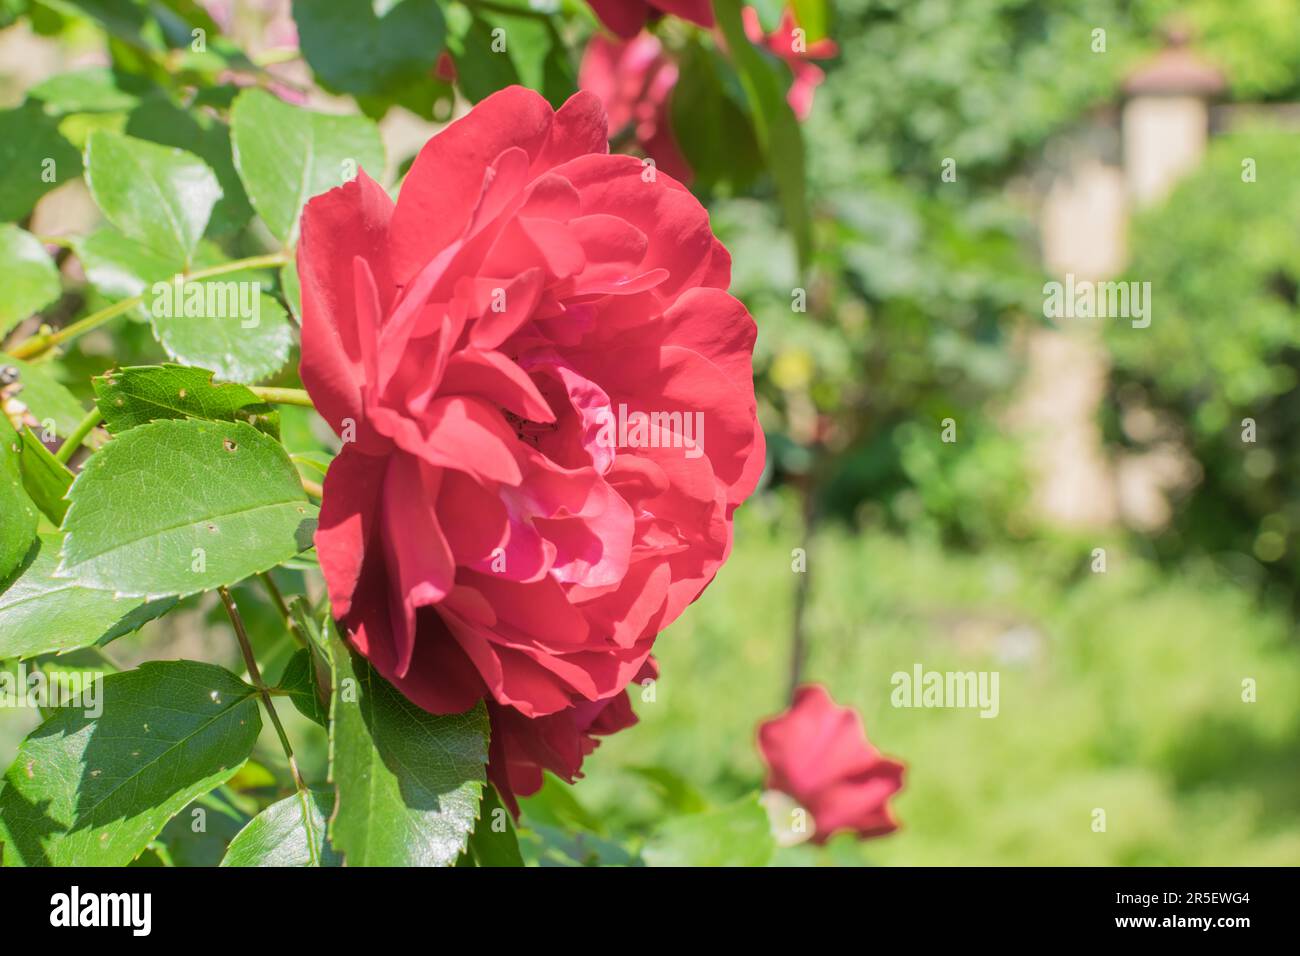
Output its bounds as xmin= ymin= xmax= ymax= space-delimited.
xmin=94 ymin=365 xmax=280 ymax=439
xmin=59 ymin=419 xmax=317 ymax=599
xmin=0 ymin=660 xmax=262 ymax=867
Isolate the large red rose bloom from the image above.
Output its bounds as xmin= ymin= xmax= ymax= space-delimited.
xmin=298 ymin=86 xmax=764 ymax=806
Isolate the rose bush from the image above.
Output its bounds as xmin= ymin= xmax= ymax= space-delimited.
xmin=299 ymin=86 xmax=765 ymax=806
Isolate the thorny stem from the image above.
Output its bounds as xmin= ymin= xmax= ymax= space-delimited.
xmin=7 ymin=252 xmax=290 ymax=360
xmin=217 ymin=586 xmax=308 ymax=795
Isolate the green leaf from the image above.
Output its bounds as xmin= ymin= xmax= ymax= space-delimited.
xmin=93 ymin=364 xmax=280 ymax=438
xmin=0 ymin=535 xmax=174 ymax=660
xmin=672 ymin=41 xmax=763 ymax=191
xmin=220 ymin=789 xmax=340 ymax=867
xmin=84 ymin=130 xmax=221 ymax=266
xmin=791 ymin=0 xmax=829 ymax=42
xmin=288 ymin=594 xmax=331 ymax=660
xmin=59 ymin=418 xmax=317 ymax=599
xmin=714 ymin=0 xmax=811 ymax=270
xmin=231 ymin=88 xmax=385 ymax=244
xmin=147 ymin=279 xmax=293 ymax=384
xmin=126 ymin=93 xmax=253 ymax=237
xmin=274 ymin=647 xmax=327 ymax=727
xmin=328 ymin=621 xmax=489 ymax=867
xmin=0 ymin=660 xmax=263 ymax=866
xmin=281 ymin=258 xmax=301 ymax=321
xmin=642 ymin=795 xmax=776 ymax=867
xmin=0 ymin=101 xmax=82 ymax=222
xmin=0 ymin=225 xmax=62 ymax=336
xmin=76 ymin=225 xmax=182 ymax=306
xmin=467 ymin=784 xmax=524 ymax=867
xmin=0 ymin=413 xmax=38 ymax=582
xmin=29 ymin=66 xmax=141 ymax=114
xmin=293 ymin=0 xmax=446 ymax=108
xmin=446 ymin=12 xmax=519 ymax=104
xmin=0 ymin=356 xmax=88 ymax=439
xmin=17 ymin=426 xmax=73 ymax=525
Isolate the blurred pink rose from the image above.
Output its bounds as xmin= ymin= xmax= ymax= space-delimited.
xmin=579 ymin=32 xmax=693 ymax=183
xmin=743 ymin=7 xmax=837 ymax=119
xmin=758 ymin=684 xmax=905 ymax=843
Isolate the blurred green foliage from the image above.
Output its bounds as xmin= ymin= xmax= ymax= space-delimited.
xmin=564 ymin=502 xmax=1300 ymax=865
xmin=1110 ymin=130 xmax=1300 ymax=601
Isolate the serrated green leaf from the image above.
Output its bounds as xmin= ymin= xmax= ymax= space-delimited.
xmin=0 ymin=225 xmax=62 ymax=336
xmin=0 ymin=101 xmax=82 ymax=222
xmin=94 ymin=364 xmax=280 ymax=438
xmin=59 ymin=418 xmax=317 ymax=599
xmin=148 ymin=282 xmax=293 ymax=383
xmin=467 ymin=784 xmax=524 ymax=867
xmin=0 ymin=534 xmax=175 ymax=660
xmin=0 ymin=412 xmax=38 ymax=581
xmin=84 ymin=130 xmax=221 ymax=266
xmin=17 ymin=426 xmax=73 ymax=525
xmin=0 ymin=660 xmax=262 ymax=867
xmin=220 ymin=789 xmax=340 ymax=867
xmin=231 ymin=88 xmax=384 ymax=244
xmin=327 ymin=621 xmax=489 ymax=867
xmin=642 ymin=795 xmax=776 ymax=867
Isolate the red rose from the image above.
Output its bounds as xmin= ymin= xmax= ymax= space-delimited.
xmin=587 ymin=0 xmax=714 ymax=39
xmin=579 ymin=31 xmax=693 ymax=184
xmin=299 ymin=86 xmax=764 ymax=804
xmin=758 ymin=685 xmax=905 ymax=843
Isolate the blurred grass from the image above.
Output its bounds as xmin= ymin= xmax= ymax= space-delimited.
xmin=6 ymin=490 xmax=1299 ymax=865
xmin=571 ymin=491 xmax=1300 ymax=866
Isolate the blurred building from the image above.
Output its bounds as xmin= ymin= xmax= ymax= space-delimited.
xmin=1021 ymin=25 xmax=1229 ymax=531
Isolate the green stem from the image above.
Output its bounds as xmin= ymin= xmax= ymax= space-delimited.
xmin=248 ymin=386 xmax=314 ymax=408
xmin=259 ymin=571 xmax=305 ymax=648
xmin=7 ymin=252 xmax=290 ymax=361
xmin=54 ymin=406 xmax=102 ymax=464
xmin=218 ymin=586 xmax=309 ymax=795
